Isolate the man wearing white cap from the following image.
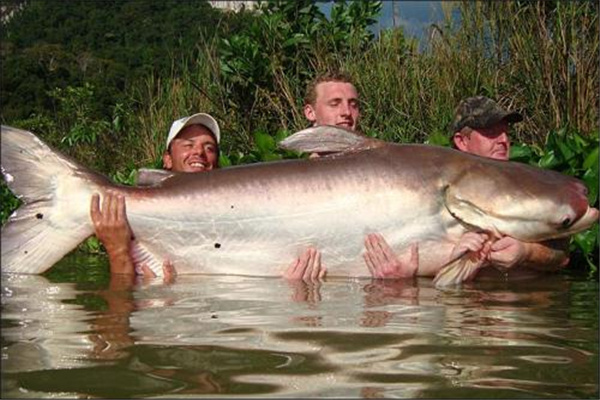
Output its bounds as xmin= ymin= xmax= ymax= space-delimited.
xmin=90 ymin=113 xmax=222 ymax=276
xmin=162 ymin=113 xmax=221 ymax=173
xmin=91 ymin=113 xmax=325 ymax=280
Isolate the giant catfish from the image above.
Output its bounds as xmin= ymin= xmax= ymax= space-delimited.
xmin=1 ymin=125 xmax=597 ymax=286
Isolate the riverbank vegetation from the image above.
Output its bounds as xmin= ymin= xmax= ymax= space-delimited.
xmin=1 ymin=0 xmax=598 ymax=277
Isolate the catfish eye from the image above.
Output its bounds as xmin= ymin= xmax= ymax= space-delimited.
xmin=561 ymin=218 xmax=572 ymax=228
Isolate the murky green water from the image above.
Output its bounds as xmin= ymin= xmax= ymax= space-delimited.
xmin=1 ymin=254 xmax=598 ymax=398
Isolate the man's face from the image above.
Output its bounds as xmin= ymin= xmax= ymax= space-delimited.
xmin=163 ymin=125 xmax=219 ymax=172
xmin=453 ymin=121 xmax=511 ymax=160
xmin=304 ymin=81 xmax=360 ymax=131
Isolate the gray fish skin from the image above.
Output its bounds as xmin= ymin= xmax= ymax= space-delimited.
xmin=1 ymin=125 xmax=597 ymax=282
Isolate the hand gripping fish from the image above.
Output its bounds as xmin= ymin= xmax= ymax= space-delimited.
xmin=1 ymin=125 xmax=598 ymax=287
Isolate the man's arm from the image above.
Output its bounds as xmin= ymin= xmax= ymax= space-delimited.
xmin=488 ymin=237 xmax=570 ymax=271
xmin=90 ymin=192 xmax=136 ymax=275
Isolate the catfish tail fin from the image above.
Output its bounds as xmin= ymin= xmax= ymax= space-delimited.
xmin=1 ymin=125 xmax=111 ymax=274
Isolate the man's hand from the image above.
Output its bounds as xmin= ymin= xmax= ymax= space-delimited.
xmin=284 ymin=248 xmax=325 ymax=305
xmin=435 ymin=232 xmax=492 ymax=284
xmin=138 ymin=261 xmax=177 ymax=285
xmin=363 ymin=233 xmax=418 ymax=279
xmin=90 ymin=192 xmax=135 ymax=274
xmin=284 ymin=247 xmax=326 ymax=282
xmin=486 ymin=236 xmax=529 ymax=269
xmin=450 ymin=232 xmax=490 ymax=262
xmin=489 ymin=237 xmax=569 ymax=271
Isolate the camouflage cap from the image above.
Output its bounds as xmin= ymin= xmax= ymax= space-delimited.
xmin=451 ymin=96 xmax=523 ymax=132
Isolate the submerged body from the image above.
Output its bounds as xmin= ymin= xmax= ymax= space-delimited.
xmin=1 ymin=126 xmax=597 ymax=284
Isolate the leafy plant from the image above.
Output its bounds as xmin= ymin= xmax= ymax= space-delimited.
xmin=511 ymin=128 xmax=599 ymax=277
xmin=110 ymin=168 xmax=139 ymax=186
xmin=0 ymin=182 xmax=21 ymax=225
xmin=218 ymin=0 xmax=382 ymax=135
xmin=220 ymin=129 xmax=302 ymax=166
xmin=48 ymin=83 xmax=108 ymax=146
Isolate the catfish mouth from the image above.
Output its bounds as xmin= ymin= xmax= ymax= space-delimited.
xmin=553 ymin=181 xmax=597 ymax=237
xmin=561 ymin=206 xmax=599 ymax=237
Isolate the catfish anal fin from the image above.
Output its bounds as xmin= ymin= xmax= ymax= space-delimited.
xmin=130 ymin=240 xmax=165 ymax=277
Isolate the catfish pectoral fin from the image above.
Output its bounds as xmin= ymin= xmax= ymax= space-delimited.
xmin=433 ymin=253 xmax=485 ymax=288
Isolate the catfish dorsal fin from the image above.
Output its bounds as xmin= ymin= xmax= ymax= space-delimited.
xmin=278 ymin=125 xmax=382 ymax=154
xmin=136 ymin=168 xmax=176 ymax=187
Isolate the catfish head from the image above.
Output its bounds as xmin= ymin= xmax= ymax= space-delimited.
xmin=444 ymin=155 xmax=598 ymax=241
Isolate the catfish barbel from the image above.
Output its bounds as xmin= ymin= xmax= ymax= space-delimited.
xmin=1 ymin=125 xmax=597 ymax=286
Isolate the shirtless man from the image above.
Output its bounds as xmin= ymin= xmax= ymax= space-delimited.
xmin=300 ymin=72 xmax=419 ymax=279
xmin=91 ymin=113 xmax=221 ymax=276
xmin=302 ymin=81 xmax=568 ymax=280
xmin=92 ymin=112 xmax=328 ymax=280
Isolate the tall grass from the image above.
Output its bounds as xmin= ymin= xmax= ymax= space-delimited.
xmin=424 ymin=1 xmax=599 ymax=145
xmin=4 ymin=2 xmax=596 ymax=171
xmin=125 ymin=36 xmax=227 ymax=165
xmin=125 ymin=1 xmax=597 ymax=170
xmin=341 ymin=1 xmax=599 ymax=145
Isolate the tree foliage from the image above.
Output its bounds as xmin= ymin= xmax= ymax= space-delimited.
xmin=1 ymin=0 xmax=251 ymax=122
xmin=218 ymin=0 xmax=382 ymax=135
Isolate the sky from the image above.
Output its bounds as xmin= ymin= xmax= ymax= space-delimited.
xmin=377 ymin=1 xmax=446 ymax=38
xmin=318 ymin=1 xmax=447 ymax=42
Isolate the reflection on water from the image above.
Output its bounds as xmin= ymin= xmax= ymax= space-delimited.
xmin=1 ymin=256 xmax=598 ymax=398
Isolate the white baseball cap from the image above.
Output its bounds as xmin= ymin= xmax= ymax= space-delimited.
xmin=165 ymin=113 xmax=221 ymax=149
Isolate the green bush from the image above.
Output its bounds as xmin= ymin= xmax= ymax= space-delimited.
xmin=511 ymin=128 xmax=599 ymax=277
